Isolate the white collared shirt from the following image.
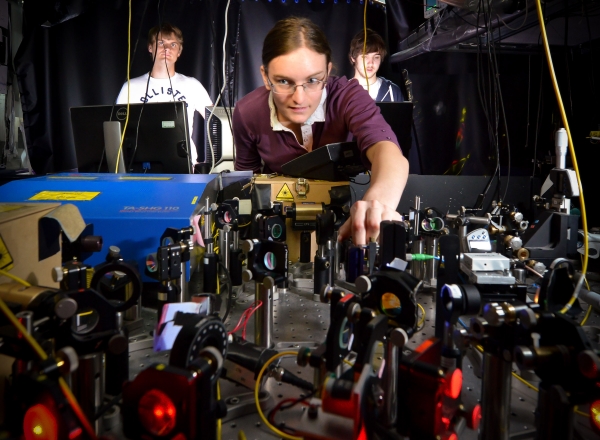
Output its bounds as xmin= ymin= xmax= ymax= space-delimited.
xmin=268 ymin=88 xmax=328 ymax=152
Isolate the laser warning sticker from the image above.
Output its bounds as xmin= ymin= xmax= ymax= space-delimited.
xmin=276 ymin=183 xmax=294 ymax=201
xmin=29 ymin=191 xmax=100 ymax=201
xmin=0 ymin=235 xmax=14 ymax=271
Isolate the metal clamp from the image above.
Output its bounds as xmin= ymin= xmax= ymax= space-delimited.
xmin=295 ymin=178 xmax=310 ymax=199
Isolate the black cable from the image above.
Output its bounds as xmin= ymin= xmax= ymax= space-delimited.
xmin=127 ymin=2 xmax=162 ymax=171
xmin=488 ymin=18 xmax=511 ymax=202
xmin=473 ymin=2 xmax=499 ymax=209
xmin=218 ymin=261 xmax=234 ymax=323
xmin=532 ymin=12 xmax=546 ymax=177
xmin=451 ymin=8 xmax=485 ymax=29
xmin=563 ymin=0 xmax=574 ymax=119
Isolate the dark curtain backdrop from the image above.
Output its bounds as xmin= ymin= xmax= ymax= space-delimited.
xmin=13 ymin=0 xmax=385 ymax=174
xmin=14 ymin=0 xmax=598 ymax=223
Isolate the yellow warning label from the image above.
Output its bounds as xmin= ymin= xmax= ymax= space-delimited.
xmin=276 ymin=183 xmax=294 ymax=201
xmin=119 ymin=176 xmax=173 ymax=181
xmin=29 ymin=191 xmax=100 ymax=201
xmin=191 ymin=196 xmax=198 ymax=205
xmin=0 ymin=205 xmax=25 ymax=213
xmin=0 ymin=235 xmax=14 ymax=271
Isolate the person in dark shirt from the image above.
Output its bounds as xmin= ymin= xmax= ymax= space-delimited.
xmin=233 ymin=17 xmax=409 ymax=245
xmin=349 ymin=28 xmax=404 ymax=102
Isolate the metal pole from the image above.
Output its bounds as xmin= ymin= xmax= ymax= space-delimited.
xmin=255 ymin=276 xmax=274 ymax=348
xmin=480 ymin=352 xmax=512 ymax=440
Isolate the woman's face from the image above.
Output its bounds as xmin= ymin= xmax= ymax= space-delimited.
xmin=261 ymin=46 xmax=332 ymax=127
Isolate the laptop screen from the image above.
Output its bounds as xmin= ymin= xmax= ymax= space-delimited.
xmin=70 ymin=102 xmax=191 ymax=174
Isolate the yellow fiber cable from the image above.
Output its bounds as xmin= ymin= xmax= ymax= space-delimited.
xmin=580 ymin=265 xmax=593 ymax=326
xmin=217 ymin=380 xmax=222 ymax=440
xmin=575 ymin=406 xmax=590 ymax=418
xmin=255 ymin=351 xmax=303 ymax=440
xmin=581 ymin=305 xmax=593 ymax=326
xmin=0 ymin=269 xmax=31 ymax=287
xmin=534 ymin=0 xmax=589 ymax=315
xmin=116 ymin=0 xmax=132 ymax=173
xmin=476 ymin=343 xmax=539 ymax=392
xmin=417 ymin=303 xmax=426 ymax=328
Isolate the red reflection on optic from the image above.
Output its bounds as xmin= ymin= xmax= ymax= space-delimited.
xmin=23 ymin=404 xmax=58 ymax=440
xmin=471 ymin=404 xmax=482 ymax=430
xmin=590 ymin=400 xmax=600 ymax=433
xmin=138 ymin=389 xmax=177 ymax=436
xmin=445 ymin=369 xmax=463 ymax=399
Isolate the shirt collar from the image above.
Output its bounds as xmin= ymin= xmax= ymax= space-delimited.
xmin=268 ymin=87 xmax=328 ymax=131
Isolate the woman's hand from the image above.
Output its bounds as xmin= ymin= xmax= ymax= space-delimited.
xmin=337 ymin=199 xmax=402 ymax=245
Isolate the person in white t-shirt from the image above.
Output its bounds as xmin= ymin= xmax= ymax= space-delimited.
xmin=349 ymin=29 xmax=404 ymax=102
xmin=116 ymin=23 xmax=212 ymax=166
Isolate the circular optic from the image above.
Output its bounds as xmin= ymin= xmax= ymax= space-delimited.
xmin=161 ymin=237 xmax=174 ymax=247
xmin=264 ymin=252 xmax=277 ymax=271
xmin=146 ymin=254 xmax=158 ymax=273
xmin=138 ymin=389 xmax=177 ymax=436
xmin=445 ymin=368 xmax=463 ymax=399
xmin=381 ymin=292 xmax=402 ymax=318
xmin=223 ymin=211 xmax=232 ymax=224
xmin=23 ymin=404 xmax=58 ymax=440
xmin=338 ymin=317 xmax=352 ymax=349
xmin=71 ymin=307 xmax=100 ymax=335
xmin=271 ymin=224 xmax=283 ymax=239
xmin=470 ymin=404 xmax=482 ymax=430
xmin=421 ymin=218 xmax=433 ymax=231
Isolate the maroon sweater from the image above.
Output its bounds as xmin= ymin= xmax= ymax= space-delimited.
xmin=233 ymin=76 xmax=401 ymax=174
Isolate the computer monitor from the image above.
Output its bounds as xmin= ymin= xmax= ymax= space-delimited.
xmin=375 ymin=101 xmax=413 ymax=159
xmin=203 ymin=106 xmax=235 ymax=173
xmin=424 ymin=0 xmax=447 ymax=18
xmin=70 ymin=101 xmax=192 ymax=174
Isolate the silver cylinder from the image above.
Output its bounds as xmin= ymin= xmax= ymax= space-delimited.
xmin=380 ymin=335 xmax=400 ymax=427
xmin=480 ymin=352 xmax=512 ymax=440
xmin=116 ymin=311 xmax=123 ymax=331
xmin=221 ymin=225 xmax=231 ymax=273
xmin=512 ymin=268 xmax=526 ymax=285
xmin=459 ymin=225 xmax=468 ymax=253
xmin=232 ymin=229 xmax=240 ymax=251
xmin=124 ymin=280 xmax=141 ymax=322
xmin=255 ymin=278 xmax=274 ymax=348
xmin=71 ymin=352 xmax=105 ymax=435
xmin=178 ymin=260 xmax=187 ymax=302
xmin=555 ymin=128 xmax=568 ymax=170
xmin=414 ymin=196 xmax=421 ymax=235
xmin=203 ymin=198 xmax=213 ymax=254
xmin=410 ymin=238 xmax=425 ymax=279
xmin=333 ymin=231 xmax=341 ymax=279
xmin=14 ymin=311 xmax=34 ymax=374
xmin=425 ymin=235 xmax=439 ymax=287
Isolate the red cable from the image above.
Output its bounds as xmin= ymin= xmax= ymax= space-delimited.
xmin=228 ymin=301 xmax=262 ymax=337
xmin=242 ymin=301 xmax=263 ymax=340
